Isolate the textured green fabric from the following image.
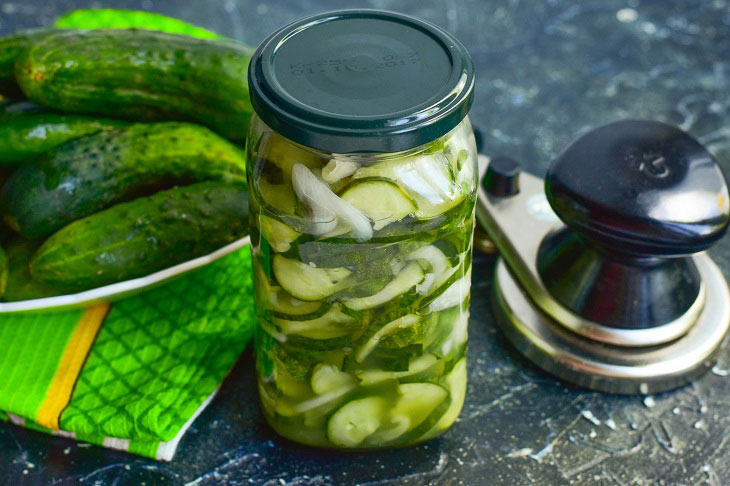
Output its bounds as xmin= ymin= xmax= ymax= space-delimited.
xmin=60 ymin=249 xmax=254 ymax=442
xmin=0 ymin=310 xmax=83 ymax=419
xmin=55 ymin=9 xmax=221 ymax=39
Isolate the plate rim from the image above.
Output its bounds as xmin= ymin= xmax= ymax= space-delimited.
xmin=0 ymin=235 xmax=251 ymax=314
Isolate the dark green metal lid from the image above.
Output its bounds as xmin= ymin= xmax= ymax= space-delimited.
xmin=248 ymin=9 xmax=475 ymax=153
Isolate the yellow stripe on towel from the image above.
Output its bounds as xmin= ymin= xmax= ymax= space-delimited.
xmin=36 ymin=303 xmax=110 ymax=429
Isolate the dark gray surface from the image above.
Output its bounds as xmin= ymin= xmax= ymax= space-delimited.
xmin=2 ymin=0 xmax=730 ymax=484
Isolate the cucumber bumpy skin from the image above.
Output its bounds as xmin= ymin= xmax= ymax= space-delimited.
xmin=0 ymin=28 xmax=59 ymax=97
xmin=15 ymin=29 xmax=254 ymax=142
xmin=0 ymin=109 xmax=128 ymax=164
xmin=30 ymin=181 xmax=249 ymax=290
xmin=1 ymin=122 xmax=246 ymax=238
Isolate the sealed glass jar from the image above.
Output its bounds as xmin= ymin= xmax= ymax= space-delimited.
xmin=246 ymin=9 xmax=477 ymax=448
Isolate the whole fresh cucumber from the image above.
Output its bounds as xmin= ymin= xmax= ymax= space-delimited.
xmin=15 ymin=29 xmax=254 ymax=141
xmin=0 ymin=107 xmax=128 ymax=164
xmin=0 ymin=243 xmax=7 ymax=296
xmin=55 ymin=9 xmax=220 ymax=39
xmin=31 ymin=182 xmax=249 ymax=289
xmin=1 ymin=122 xmax=247 ymax=238
xmin=0 ymin=28 xmax=59 ymax=97
xmin=3 ymin=238 xmax=66 ymax=301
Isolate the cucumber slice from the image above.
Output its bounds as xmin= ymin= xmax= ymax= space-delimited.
xmin=311 ymin=363 xmax=357 ymax=395
xmin=357 ymin=353 xmax=441 ymax=386
xmin=327 ymin=396 xmax=386 ymax=447
xmin=344 ymin=262 xmax=424 ymax=311
xmin=263 ymin=132 xmax=322 ymax=181
xmin=258 ymin=178 xmax=297 ymax=214
xmin=424 ymin=357 xmax=467 ymax=439
xmin=275 ymin=303 xmax=356 ymax=339
xmin=366 ymin=383 xmax=447 ymax=445
xmin=260 ymin=215 xmax=300 ymax=253
xmin=406 ymin=245 xmax=451 ymax=295
xmin=439 ymin=311 xmax=469 ymax=357
xmin=340 ymin=179 xmax=416 ymax=230
xmin=273 ymin=255 xmax=352 ymax=301
xmin=428 ymin=268 xmax=472 ymax=312
xmin=271 ymin=294 xmax=327 ymax=320
xmin=253 ymin=258 xmax=324 ymax=318
xmin=293 ymin=240 xmax=401 ymax=268
xmin=353 ymin=151 xmax=463 ymax=220
xmin=355 ymin=314 xmax=420 ymax=363
xmin=333 ymin=275 xmax=391 ymax=300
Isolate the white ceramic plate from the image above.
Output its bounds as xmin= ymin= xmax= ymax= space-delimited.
xmin=0 ymin=235 xmax=251 ymax=314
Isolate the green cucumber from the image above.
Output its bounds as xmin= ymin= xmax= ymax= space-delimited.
xmin=15 ymin=29 xmax=254 ymax=141
xmin=289 ymin=240 xmax=401 ymax=269
xmin=356 ymin=353 xmax=443 ymax=386
xmin=272 ymin=255 xmax=353 ymax=302
xmin=344 ymin=262 xmax=424 ymax=311
xmin=365 ymin=383 xmax=447 ymax=445
xmin=352 ymin=151 xmax=461 ymax=219
xmin=339 ymin=179 xmax=416 ymax=231
xmin=55 ymin=10 xmax=220 ymax=39
xmin=311 ymin=363 xmax=357 ymax=395
xmin=274 ymin=303 xmax=356 ymax=339
xmin=0 ymin=110 xmax=128 ymax=164
xmin=0 ymin=243 xmax=7 ymax=296
xmin=0 ymin=28 xmax=59 ymax=97
xmin=327 ymin=396 xmax=387 ymax=447
xmin=1 ymin=122 xmax=246 ymax=238
xmin=30 ymin=182 xmax=249 ymax=289
xmin=354 ymin=314 xmax=421 ymax=363
xmin=253 ymin=258 xmax=325 ymax=318
xmin=260 ymin=215 xmax=300 ymax=253
xmin=422 ymin=357 xmax=467 ymax=440
xmin=257 ymin=178 xmax=297 ymax=214
xmin=3 ymin=238 xmax=67 ymax=301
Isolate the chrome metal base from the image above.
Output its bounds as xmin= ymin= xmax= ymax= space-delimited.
xmin=493 ymin=255 xmax=730 ymax=394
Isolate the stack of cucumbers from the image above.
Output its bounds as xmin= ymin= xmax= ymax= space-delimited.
xmin=0 ymin=17 xmax=253 ymax=300
xmin=250 ymin=118 xmax=477 ymax=448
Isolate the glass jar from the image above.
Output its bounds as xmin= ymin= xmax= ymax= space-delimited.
xmin=246 ymin=9 xmax=476 ymax=448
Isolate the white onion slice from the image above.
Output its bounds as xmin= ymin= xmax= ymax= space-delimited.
xmin=292 ymin=164 xmax=373 ymax=240
xmin=322 ymin=156 xmax=360 ymax=184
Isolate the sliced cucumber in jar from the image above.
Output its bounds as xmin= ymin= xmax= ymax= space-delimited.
xmin=260 ymin=215 xmax=301 ymax=253
xmin=275 ymin=303 xmax=357 ymax=339
xmin=423 ymin=357 xmax=467 ymax=439
xmin=344 ymin=262 xmax=424 ymax=311
xmin=356 ymin=353 xmax=442 ymax=386
xmin=327 ymin=396 xmax=387 ymax=447
xmin=293 ymin=240 xmax=401 ymax=269
xmin=353 ymin=152 xmax=462 ymax=220
xmin=258 ymin=178 xmax=298 ymax=214
xmin=273 ymin=255 xmax=353 ymax=301
xmin=311 ymin=363 xmax=357 ymax=395
xmin=428 ymin=267 xmax=472 ymax=312
xmin=405 ymin=244 xmax=454 ymax=295
xmin=355 ymin=314 xmax=421 ymax=363
xmin=262 ymin=132 xmax=322 ymax=181
xmin=365 ymin=383 xmax=448 ymax=446
xmin=339 ymin=179 xmax=417 ymax=231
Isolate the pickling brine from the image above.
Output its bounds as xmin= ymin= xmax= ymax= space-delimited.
xmin=247 ymin=115 xmax=477 ymax=448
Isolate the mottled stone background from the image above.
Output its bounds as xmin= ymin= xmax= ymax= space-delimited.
xmin=1 ymin=0 xmax=730 ymax=484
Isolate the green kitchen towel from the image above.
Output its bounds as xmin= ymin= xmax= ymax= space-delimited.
xmin=0 ymin=247 xmax=255 ymax=460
